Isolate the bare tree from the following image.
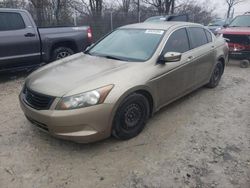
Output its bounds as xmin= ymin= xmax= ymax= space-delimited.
xmin=225 ymin=0 xmax=245 ymax=18
xmin=171 ymin=0 xmax=175 ymax=13
xmin=69 ymin=0 xmax=91 ymax=16
xmin=164 ymin=0 xmax=173 ymax=14
xmin=28 ymin=0 xmax=74 ymax=26
xmin=132 ymin=0 xmax=141 ymax=21
xmin=176 ymin=1 xmax=216 ymax=24
xmin=143 ymin=0 xmax=164 ymax=14
xmin=29 ymin=0 xmax=50 ymax=26
xmin=89 ymin=0 xmax=103 ymax=18
xmin=122 ymin=0 xmax=131 ymax=13
xmin=142 ymin=0 xmax=174 ymax=15
xmin=51 ymin=0 xmax=61 ymax=24
xmin=114 ymin=0 xmax=131 ymax=16
xmin=0 ymin=0 xmax=27 ymax=9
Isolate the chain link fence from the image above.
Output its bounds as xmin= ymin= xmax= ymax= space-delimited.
xmin=75 ymin=11 xmax=158 ymax=41
xmin=0 ymin=2 xmax=164 ymax=41
xmin=28 ymin=10 xmax=213 ymax=41
xmin=24 ymin=8 xmax=162 ymax=41
xmin=1 ymin=2 xmax=215 ymax=41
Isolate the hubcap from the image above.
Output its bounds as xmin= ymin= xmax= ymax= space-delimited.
xmin=56 ymin=51 xmax=71 ymax=59
xmin=123 ymin=103 xmax=142 ymax=129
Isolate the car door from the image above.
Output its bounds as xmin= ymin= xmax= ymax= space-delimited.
xmin=152 ymin=28 xmax=197 ymax=108
xmin=186 ymin=27 xmax=215 ymax=85
xmin=0 ymin=11 xmax=40 ymax=68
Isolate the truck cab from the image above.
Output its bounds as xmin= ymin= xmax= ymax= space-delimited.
xmin=0 ymin=8 xmax=92 ymax=72
xmin=0 ymin=9 xmax=41 ymax=70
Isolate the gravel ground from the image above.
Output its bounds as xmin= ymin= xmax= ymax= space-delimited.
xmin=0 ymin=60 xmax=249 ymax=188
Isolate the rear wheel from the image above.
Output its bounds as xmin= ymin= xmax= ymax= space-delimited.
xmin=112 ymin=93 xmax=150 ymax=140
xmin=206 ymin=61 xmax=224 ymax=88
xmin=51 ymin=47 xmax=74 ymax=61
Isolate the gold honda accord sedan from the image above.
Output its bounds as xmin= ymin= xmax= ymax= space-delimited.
xmin=19 ymin=22 xmax=228 ymax=143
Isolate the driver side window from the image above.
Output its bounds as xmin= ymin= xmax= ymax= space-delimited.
xmin=162 ymin=28 xmax=190 ymax=54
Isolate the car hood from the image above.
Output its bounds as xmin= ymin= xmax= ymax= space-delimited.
xmin=26 ymin=53 xmax=133 ymax=97
xmin=219 ymin=27 xmax=250 ymax=35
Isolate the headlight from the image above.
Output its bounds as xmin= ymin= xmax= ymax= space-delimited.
xmin=215 ymin=27 xmax=222 ymax=32
xmin=56 ymin=85 xmax=114 ymax=110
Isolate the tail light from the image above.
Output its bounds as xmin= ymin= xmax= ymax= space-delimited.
xmin=87 ymin=27 xmax=93 ymax=43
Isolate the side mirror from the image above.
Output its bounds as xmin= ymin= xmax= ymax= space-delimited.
xmin=158 ymin=52 xmax=182 ymax=64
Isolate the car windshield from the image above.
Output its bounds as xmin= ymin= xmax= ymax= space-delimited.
xmin=229 ymin=15 xmax=250 ymax=27
xmin=87 ymin=29 xmax=165 ymax=62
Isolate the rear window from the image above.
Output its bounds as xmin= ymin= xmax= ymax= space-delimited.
xmin=188 ymin=27 xmax=208 ymax=48
xmin=0 ymin=12 xmax=25 ymax=31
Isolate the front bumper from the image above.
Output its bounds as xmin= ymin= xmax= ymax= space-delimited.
xmin=19 ymin=93 xmax=114 ymax=143
xmin=229 ymin=50 xmax=250 ymax=60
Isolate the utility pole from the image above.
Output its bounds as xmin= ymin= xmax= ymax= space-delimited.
xmin=74 ymin=5 xmax=77 ymax=26
xmin=171 ymin=0 xmax=175 ymax=14
xmin=110 ymin=11 xmax=113 ymax=31
xmin=137 ymin=0 xmax=140 ymax=22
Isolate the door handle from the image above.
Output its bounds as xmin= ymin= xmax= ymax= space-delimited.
xmin=211 ymin=45 xmax=215 ymax=48
xmin=24 ymin=33 xmax=36 ymax=37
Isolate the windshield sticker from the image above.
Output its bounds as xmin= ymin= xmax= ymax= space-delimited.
xmin=145 ymin=30 xmax=164 ymax=35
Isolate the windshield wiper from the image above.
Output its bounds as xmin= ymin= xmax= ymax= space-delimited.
xmin=86 ymin=52 xmax=129 ymax=61
xmin=102 ymin=55 xmax=129 ymax=61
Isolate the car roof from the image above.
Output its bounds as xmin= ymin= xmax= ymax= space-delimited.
xmin=120 ymin=22 xmax=202 ymax=30
xmin=0 ymin=8 xmax=28 ymax=13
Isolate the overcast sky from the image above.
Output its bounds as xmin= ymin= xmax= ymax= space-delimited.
xmin=0 ymin=0 xmax=249 ymax=18
xmin=204 ymin=0 xmax=250 ymax=18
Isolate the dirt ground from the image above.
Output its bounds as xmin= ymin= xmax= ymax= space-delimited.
xmin=0 ymin=60 xmax=249 ymax=188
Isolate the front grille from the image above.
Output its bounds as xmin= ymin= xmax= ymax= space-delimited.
xmin=223 ymin=34 xmax=250 ymax=45
xmin=23 ymin=87 xmax=55 ymax=110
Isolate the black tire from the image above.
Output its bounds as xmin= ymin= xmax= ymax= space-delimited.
xmin=206 ymin=61 xmax=224 ymax=88
xmin=51 ymin=47 xmax=74 ymax=61
xmin=240 ymin=60 xmax=250 ymax=68
xmin=112 ymin=93 xmax=150 ymax=140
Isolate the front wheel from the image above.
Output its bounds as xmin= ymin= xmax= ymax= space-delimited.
xmin=240 ymin=60 xmax=250 ymax=68
xmin=206 ymin=61 xmax=224 ymax=88
xmin=112 ymin=93 xmax=150 ymax=140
